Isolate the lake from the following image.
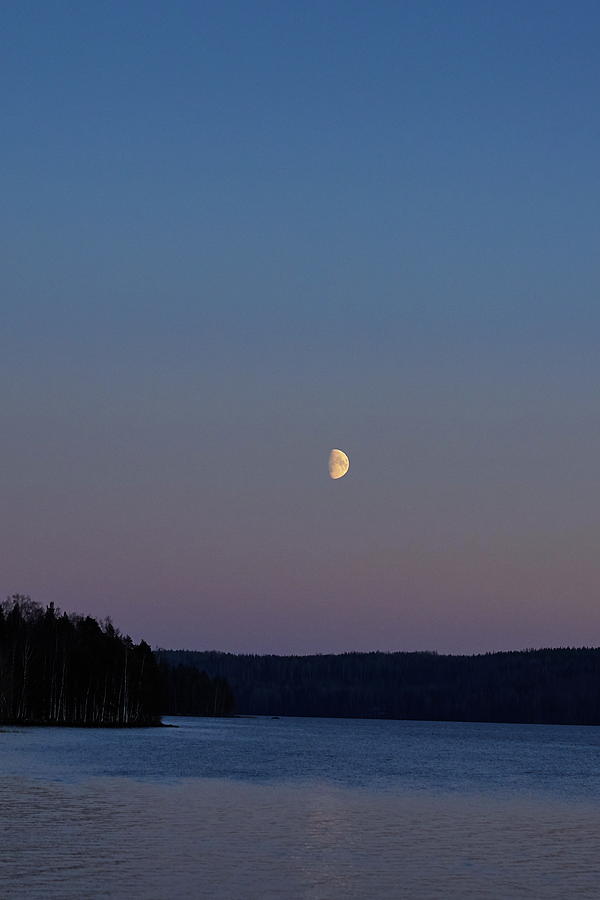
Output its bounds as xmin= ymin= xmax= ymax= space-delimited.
xmin=2 ymin=716 xmax=600 ymax=897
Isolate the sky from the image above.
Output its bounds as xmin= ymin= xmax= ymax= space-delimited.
xmin=2 ymin=1 xmax=600 ymax=653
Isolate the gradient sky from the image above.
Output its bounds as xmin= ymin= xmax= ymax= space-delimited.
xmin=2 ymin=1 xmax=600 ymax=653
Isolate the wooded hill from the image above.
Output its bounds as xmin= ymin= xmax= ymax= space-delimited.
xmin=0 ymin=596 xmax=233 ymax=726
xmin=160 ymin=647 xmax=600 ymax=725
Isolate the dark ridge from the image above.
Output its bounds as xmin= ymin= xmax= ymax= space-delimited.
xmin=157 ymin=647 xmax=600 ymax=725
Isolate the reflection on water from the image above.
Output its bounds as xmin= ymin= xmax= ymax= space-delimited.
xmin=1 ymin=717 xmax=600 ymax=898
xmin=2 ymin=776 xmax=599 ymax=898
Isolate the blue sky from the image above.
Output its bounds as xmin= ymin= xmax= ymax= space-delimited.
xmin=2 ymin=1 xmax=600 ymax=651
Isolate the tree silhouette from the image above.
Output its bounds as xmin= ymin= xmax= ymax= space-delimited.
xmin=0 ymin=595 xmax=162 ymax=726
xmin=159 ymin=646 xmax=600 ymax=725
xmin=0 ymin=595 xmax=235 ymax=725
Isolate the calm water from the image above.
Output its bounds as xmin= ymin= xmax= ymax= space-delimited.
xmin=2 ymin=716 xmax=600 ymax=897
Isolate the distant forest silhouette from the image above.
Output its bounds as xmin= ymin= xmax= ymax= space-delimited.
xmin=7 ymin=593 xmax=600 ymax=727
xmin=0 ymin=596 xmax=233 ymax=726
xmin=160 ymin=647 xmax=600 ymax=725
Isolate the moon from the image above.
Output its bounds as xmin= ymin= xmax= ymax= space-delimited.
xmin=328 ymin=448 xmax=350 ymax=480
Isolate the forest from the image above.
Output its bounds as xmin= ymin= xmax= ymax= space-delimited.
xmin=161 ymin=646 xmax=600 ymax=725
xmin=0 ymin=596 xmax=233 ymax=726
xmin=158 ymin=658 xmax=234 ymax=717
xmin=8 ymin=591 xmax=600 ymax=727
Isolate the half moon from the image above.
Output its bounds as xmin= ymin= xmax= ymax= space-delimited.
xmin=328 ymin=448 xmax=350 ymax=480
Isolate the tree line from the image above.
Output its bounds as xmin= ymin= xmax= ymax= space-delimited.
xmin=0 ymin=596 xmax=233 ymax=726
xmin=157 ymin=656 xmax=234 ymax=717
xmin=160 ymin=646 xmax=600 ymax=725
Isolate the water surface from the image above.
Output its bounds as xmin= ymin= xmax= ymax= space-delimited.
xmin=2 ymin=717 xmax=599 ymax=897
